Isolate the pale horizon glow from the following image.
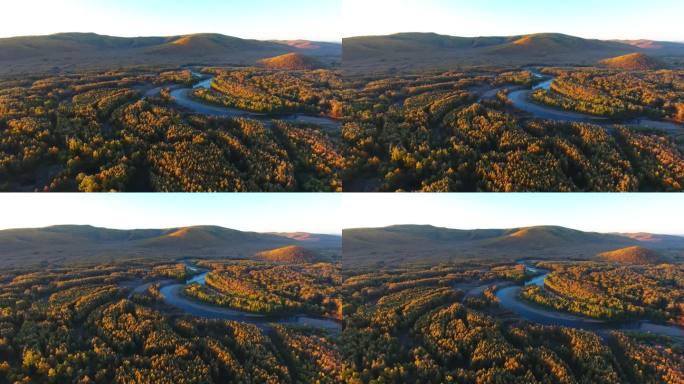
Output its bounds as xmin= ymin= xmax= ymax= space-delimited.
xmin=342 ymin=194 xmax=684 ymax=236
xmin=343 ymin=0 xmax=684 ymax=42
xmin=0 ymin=0 xmax=342 ymax=42
xmin=1 ymin=194 xmax=682 ymax=237
xmin=0 ymin=194 xmax=343 ymax=235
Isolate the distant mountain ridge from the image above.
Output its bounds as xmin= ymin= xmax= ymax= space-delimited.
xmin=0 ymin=225 xmax=341 ymax=267
xmin=0 ymin=32 xmax=341 ymax=75
xmin=343 ymin=32 xmax=684 ymax=71
xmin=343 ymin=225 xmax=684 ymax=267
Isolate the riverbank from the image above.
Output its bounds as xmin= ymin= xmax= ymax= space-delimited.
xmin=124 ymin=263 xmax=342 ymax=334
xmin=169 ymin=71 xmax=343 ymax=132
xmin=494 ymin=262 xmax=684 ymax=342
xmin=508 ymin=71 xmax=684 ymax=132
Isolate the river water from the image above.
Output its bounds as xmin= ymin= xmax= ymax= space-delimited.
xmin=495 ymin=263 xmax=684 ymax=341
xmin=167 ymin=72 xmax=342 ymax=132
xmin=507 ymin=71 xmax=684 ymax=132
xmin=157 ymin=267 xmax=341 ymax=334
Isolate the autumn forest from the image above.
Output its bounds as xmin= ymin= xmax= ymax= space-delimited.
xmin=2 ymin=36 xmax=684 ymax=191
xmin=2 ymin=0 xmax=684 ymax=382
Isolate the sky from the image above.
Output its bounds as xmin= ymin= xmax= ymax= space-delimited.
xmin=342 ymin=194 xmax=684 ymax=235
xmin=2 ymin=1 xmax=681 ymax=42
xmin=342 ymin=0 xmax=684 ymax=41
xmin=0 ymin=194 xmax=343 ymax=234
xmin=2 ymin=194 xmax=680 ymax=236
xmin=0 ymin=0 xmax=342 ymax=41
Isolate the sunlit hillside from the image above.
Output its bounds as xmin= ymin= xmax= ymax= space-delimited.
xmin=599 ymin=52 xmax=665 ymax=70
xmin=258 ymin=53 xmax=324 ymax=70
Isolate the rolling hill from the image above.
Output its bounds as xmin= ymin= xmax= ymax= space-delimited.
xmin=255 ymin=245 xmax=319 ymax=263
xmin=271 ymin=40 xmax=342 ymax=56
xmin=146 ymin=33 xmax=282 ymax=56
xmin=343 ymin=32 xmax=684 ymax=72
xmin=267 ymin=232 xmax=342 ymax=244
xmin=598 ymin=246 xmax=662 ymax=264
xmin=343 ymin=225 xmax=684 ymax=267
xmin=0 ymin=225 xmax=341 ymax=267
xmin=599 ymin=53 xmax=665 ymax=70
xmin=0 ymin=32 xmax=341 ymax=75
xmin=258 ymin=53 xmax=324 ymax=70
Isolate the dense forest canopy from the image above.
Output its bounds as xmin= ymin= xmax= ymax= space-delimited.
xmin=342 ymin=68 xmax=684 ymax=192
xmin=1 ymin=63 xmax=683 ymax=192
xmin=0 ymin=259 xmax=342 ymax=383
xmin=0 ymin=67 xmax=346 ymax=192
xmin=341 ymin=261 xmax=684 ymax=384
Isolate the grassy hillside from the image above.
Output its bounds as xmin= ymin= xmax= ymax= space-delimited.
xmin=255 ymin=245 xmax=319 ymax=263
xmin=0 ymin=33 xmax=170 ymax=60
xmin=0 ymin=32 xmax=341 ymax=75
xmin=343 ymin=225 xmax=684 ymax=267
xmin=599 ymin=53 xmax=665 ymax=70
xmin=271 ymin=40 xmax=342 ymax=56
xmin=0 ymin=225 xmax=341 ymax=267
xmin=147 ymin=33 xmax=281 ymax=55
xmin=268 ymin=232 xmax=341 ymax=246
xmin=343 ymin=32 xmax=684 ymax=72
xmin=598 ymin=246 xmax=662 ymax=264
xmin=258 ymin=53 xmax=324 ymax=70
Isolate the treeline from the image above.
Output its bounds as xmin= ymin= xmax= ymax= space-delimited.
xmin=185 ymin=262 xmax=341 ymax=317
xmin=531 ymin=69 xmax=684 ymax=121
xmin=194 ymin=68 xmax=346 ymax=117
xmin=521 ymin=262 xmax=684 ymax=324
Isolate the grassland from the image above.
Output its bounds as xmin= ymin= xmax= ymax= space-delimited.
xmin=0 ymin=225 xmax=341 ymax=268
xmin=0 ymin=33 xmax=341 ymax=76
xmin=343 ymin=33 xmax=684 ymax=73
xmin=343 ymin=225 xmax=684 ymax=267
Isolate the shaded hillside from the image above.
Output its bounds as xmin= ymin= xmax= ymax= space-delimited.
xmin=0 ymin=225 xmax=340 ymax=267
xmin=343 ymin=32 xmax=684 ymax=72
xmin=271 ymin=40 xmax=342 ymax=56
xmin=255 ymin=245 xmax=319 ymax=263
xmin=146 ymin=33 xmax=281 ymax=56
xmin=0 ymin=33 xmax=170 ymax=60
xmin=491 ymin=33 xmax=628 ymax=55
xmin=267 ymin=232 xmax=341 ymax=246
xmin=479 ymin=226 xmax=626 ymax=250
xmin=599 ymin=53 xmax=665 ymax=70
xmin=598 ymin=246 xmax=662 ymax=264
xmin=258 ymin=53 xmax=324 ymax=70
xmin=0 ymin=32 xmax=341 ymax=75
xmin=343 ymin=225 xmax=684 ymax=267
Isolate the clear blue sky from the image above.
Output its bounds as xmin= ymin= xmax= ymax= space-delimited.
xmin=0 ymin=0 xmax=342 ymax=41
xmin=0 ymin=194 xmax=343 ymax=234
xmin=343 ymin=194 xmax=684 ymax=235
xmin=343 ymin=0 xmax=684 ymax=41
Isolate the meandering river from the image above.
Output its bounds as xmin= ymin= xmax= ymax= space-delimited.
xmin=507 ymin=71 xmax=684 ymax=132
xmin=128 ymin=264 xmax=341 ymax=334
xmin=167 ymin=72 xmax=342 ymax=132
xmin=495 ymin=262 xmax=684 ymax=341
